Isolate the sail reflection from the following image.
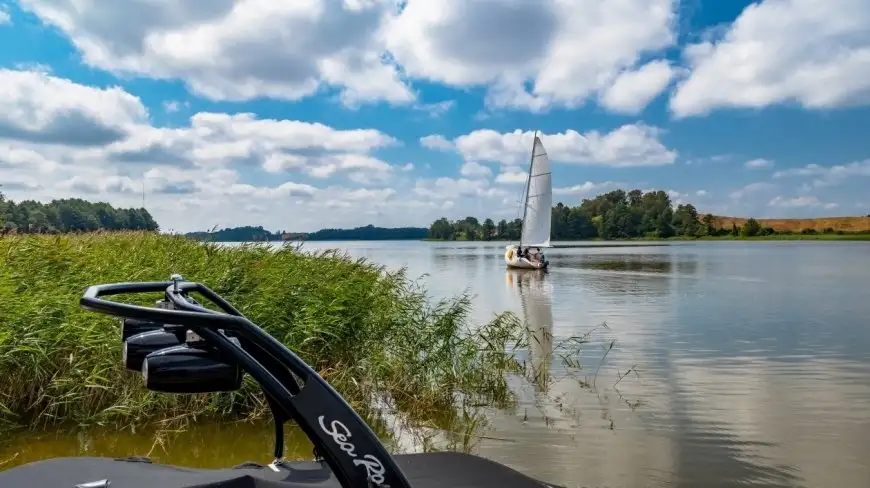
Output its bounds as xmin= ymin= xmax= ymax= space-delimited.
xmin=505 ymin=269 xmax=553 ymax=392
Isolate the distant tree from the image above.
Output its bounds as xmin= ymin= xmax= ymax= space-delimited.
xmin=496 ymin=219 xmax=508 ymax=239
xmin=0 ymin=194 xmax=159 ymax=234
xmin=482 ymin=218 xmax=496 ymax=240
xmin=740 ymin=218 xmax=762 ymax=237
xmin=702 ymin=214 xmax=716 ymax=236
xmin=423 ymin=188 xmax=864 ymax=241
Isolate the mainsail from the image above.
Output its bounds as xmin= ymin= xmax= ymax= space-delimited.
xmin=520 ymin=135 xmax=552 ymax=248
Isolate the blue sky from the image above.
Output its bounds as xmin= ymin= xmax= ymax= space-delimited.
xmin=0 ymin=0 xmax=868 ymax=232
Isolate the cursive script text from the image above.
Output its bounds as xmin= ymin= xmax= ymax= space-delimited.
xmin=317 ymin=415 xmax=388 ymax=486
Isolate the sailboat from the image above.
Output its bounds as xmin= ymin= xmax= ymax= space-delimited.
xmin=504 ymin=132 xmax=552 ymax=269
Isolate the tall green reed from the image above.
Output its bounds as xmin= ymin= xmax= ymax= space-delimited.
xmin=0 ymin=232 xmax=526 ymax=438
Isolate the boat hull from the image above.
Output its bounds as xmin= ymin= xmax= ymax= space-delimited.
xmin=504 ymin=246 xmax=549 ymax=270
xmin=0 ymin=452 xmax=563 ymax=488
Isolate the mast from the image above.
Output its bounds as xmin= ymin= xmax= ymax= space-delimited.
xmin=518 ymin=130 xmax=538 ymax=249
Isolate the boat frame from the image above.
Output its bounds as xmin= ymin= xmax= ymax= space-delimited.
xmin=79 ymin=277 xmax=414 ymax=488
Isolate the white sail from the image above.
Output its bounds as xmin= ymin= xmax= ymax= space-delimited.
xmin=520 ymin=136 xmax=552 ymax=248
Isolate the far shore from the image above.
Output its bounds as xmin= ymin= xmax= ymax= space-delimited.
xmin=423 ymin=233 xmax=870 ymax=243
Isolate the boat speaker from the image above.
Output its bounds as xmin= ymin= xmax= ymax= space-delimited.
xmin=123 ymin=330 xmax=183 ymax=372
xmin=142 ymin=344 xmax=243 ymax=394
xmin=121 ymin=318 xmax=167 ymax=341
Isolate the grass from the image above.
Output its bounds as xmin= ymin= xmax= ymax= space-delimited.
xmin=0 ymin=231 xmax=531 ymax=439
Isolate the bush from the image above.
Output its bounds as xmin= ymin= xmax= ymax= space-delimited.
xmin=0 ymin=232 xmax=524 ymax=434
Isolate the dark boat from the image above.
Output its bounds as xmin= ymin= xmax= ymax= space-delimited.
xmin=0 ymin=275 xmax=561 ymax=488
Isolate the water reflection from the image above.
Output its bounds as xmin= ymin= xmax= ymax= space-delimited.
xmin=505 ymin=269 xmax=553 ymax=391
xmin=667 ymin=356 xmax=870 ymax=488
xmin=0 ymin=422 xmax=314 ymax=469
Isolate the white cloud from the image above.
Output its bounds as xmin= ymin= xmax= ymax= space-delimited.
xmin=671 ymin=0 xmax=870 ymax=117
xmin=695 ymin=189 xmax=709 ymax=197
xmin=553 ymin=181 xmax=621 ymax=196
xmin=773 ymin=159 xmax=870 ymax=188
xmin=452 ymin=124 xmax=677 ymax=167
xmin=420 ymin=134 xmax=454 ymax=151
xmin=19 ymin=0 xmax=678 ymax=114
xmin=386 ymin=0 xmax=676 ymax=113
xmin=494 ymin=167 xmax=528 ymax=185
xmin=599 ymin=60 xmax=676 ymax=114
xmin=19 ymin=0 xmax=415 ymax=107
xmin=459 ymin=161 xmax=491 ymax=178
xmin=729 ymin=182 xmax=776 ymax=200
xmin=769 ymin=195 xmax=838 ymax=209
xmin=0 ymin=5 xmax=11 ymax=25
xmin=0 ymin=69 xmax=424 ymax=232
xmin=744 ymin=158 xmax=774 ymax=169
xmin=413 ymin=176 xmax=508 ymax=201
xmin=0 ymin=69 xmax=148 ymax=146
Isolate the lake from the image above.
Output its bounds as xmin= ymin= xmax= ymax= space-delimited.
xmin=3 ymin=240 xmax=870 ymax=488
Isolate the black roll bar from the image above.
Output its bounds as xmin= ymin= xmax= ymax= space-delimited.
xmin=80 ymin=278 xmax=412 ymax=488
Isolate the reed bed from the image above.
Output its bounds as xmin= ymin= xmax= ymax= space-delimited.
xmin=0 ymin=232 xmax=526 ymax=436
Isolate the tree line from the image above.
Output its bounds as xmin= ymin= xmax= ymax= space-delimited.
xmin=186 ymin=224 xmax=429 ymax=242
xmin=428 ymin=189 xmax=785 ymax=241
xmin=185 ymin=225 xmax=284 ymax=242
xmin=0 ymin=192 xmax=159 ymax=234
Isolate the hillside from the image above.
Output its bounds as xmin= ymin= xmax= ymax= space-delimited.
xmin=710 ymin=215 xmax=870 ymax=233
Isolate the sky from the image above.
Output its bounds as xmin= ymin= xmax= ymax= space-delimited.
xmin=0 ymin=0 xmax=869 ymax=233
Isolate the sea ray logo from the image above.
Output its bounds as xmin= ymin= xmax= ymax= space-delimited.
xmin=317 ymin=415 xmax=387 ymax=485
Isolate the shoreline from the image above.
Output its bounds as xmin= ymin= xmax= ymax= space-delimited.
xmin=424 ymin=233 xmax=870 ymax=243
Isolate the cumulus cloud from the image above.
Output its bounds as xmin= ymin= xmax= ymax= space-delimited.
xmin=599 ymin=60 xmax=676 ymax=114
xmin=448 ymin=124 xmax=677 ymax=167
xmin=459 ymin=161 xmax=492 ymax=178
xmin=19 ymin=0 xmax=679 ymax=114
xmin=671 ymin=0 xmax=870 ymax=117
xmin=769 ymin=195 xmax=838 ymax=209
xmin=0 ymin=5 xmax=11 ymax=25
xmin=0 ymin=69 xmax=147 ymax=146
xmin=0 ymin=69 xmax=423 ymax=232
xmin=2 ymin=67 xmax=615 ymax=232
xmin=553 ymin=181 xmax=622 ymax=196
xmin=773 ymin=159 xmax=870 ymax=188
xmin=494 ymin=167 xmax=528 ymax=185
xmin=18 ymin=0 xmax=415 ymax=106
xmin=413 ymin=176 xmax=508 ymax=201
xmin=420 ymin=134 xmax=453 ymax=151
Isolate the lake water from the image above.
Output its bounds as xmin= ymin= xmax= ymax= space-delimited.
xmin=3 ymin=240 xmax=870 ymax=488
